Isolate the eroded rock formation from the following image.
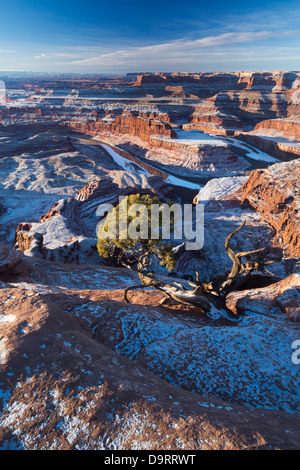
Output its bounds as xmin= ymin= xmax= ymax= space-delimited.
xmin=239 ymin=159 xmax=300 ymax=257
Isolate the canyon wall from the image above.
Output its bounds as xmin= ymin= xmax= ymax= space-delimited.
xmin=239 ymin=159 xmax=300 ymax=257
xmin=254 ymin=119 xmax=300 ymax=138
xmin=66 ymin=112 xmax=177 ymax=143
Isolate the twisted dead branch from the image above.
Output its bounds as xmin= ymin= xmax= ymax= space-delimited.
xmin=122 ymin=221 xmax=282 ymax=315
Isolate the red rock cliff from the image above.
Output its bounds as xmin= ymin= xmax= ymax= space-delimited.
xmin=67 ymin=112 xmax=176 ymax=143
xmin=239 ymin=159 xmax=300 ymax=257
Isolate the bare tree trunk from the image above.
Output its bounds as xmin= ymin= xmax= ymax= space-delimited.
xmin=121 ymin=222 xmax=281 ymax=317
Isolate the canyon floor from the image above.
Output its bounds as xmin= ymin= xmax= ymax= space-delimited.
xmin=0 ymin=71 xmax=299 ymax=450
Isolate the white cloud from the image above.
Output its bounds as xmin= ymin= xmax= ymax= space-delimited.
xmin=2 ymin=26 xmax=299 ymax=72
xmin=69 ymin=30 xmax=299 ymax=68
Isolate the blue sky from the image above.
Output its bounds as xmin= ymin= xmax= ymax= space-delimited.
xmin=0 ymin=0 xmax=300 ymax=72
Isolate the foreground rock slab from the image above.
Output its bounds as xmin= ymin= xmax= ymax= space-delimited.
xmin=0 ymin=284 xmax=300 ymax=450
xmin=227 ymin=274 xmax=300 ymax=320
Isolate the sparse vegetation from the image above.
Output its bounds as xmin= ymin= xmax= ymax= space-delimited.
xmin=97 ymin=196 xmax=282 ymax=314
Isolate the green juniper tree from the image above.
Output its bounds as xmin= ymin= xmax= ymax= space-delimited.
xmin=97 ymin=194 xmax=176 ymax=300
xmin=97 ymin=194 xmax=281 ymax=314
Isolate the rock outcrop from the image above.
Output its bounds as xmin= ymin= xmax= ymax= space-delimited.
xmin=193 ymin=175 xmax=248 ymax=205
xmin=239 ymin=159 xmax=300 ymax=257
xmin=14 ymin=173 xmax=175 ymax=264
xmin=227 ymin=273 xmax=300 ymax=321
xmin=254 ymin=118 xmax=300 ymax=139
xmin=188 ymin=164 xmax=300 ymax=283
xmin=67 ymin=111 xmax=177 ymax=143
xmin=0 ymin=244 xmax=23 ymax=273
